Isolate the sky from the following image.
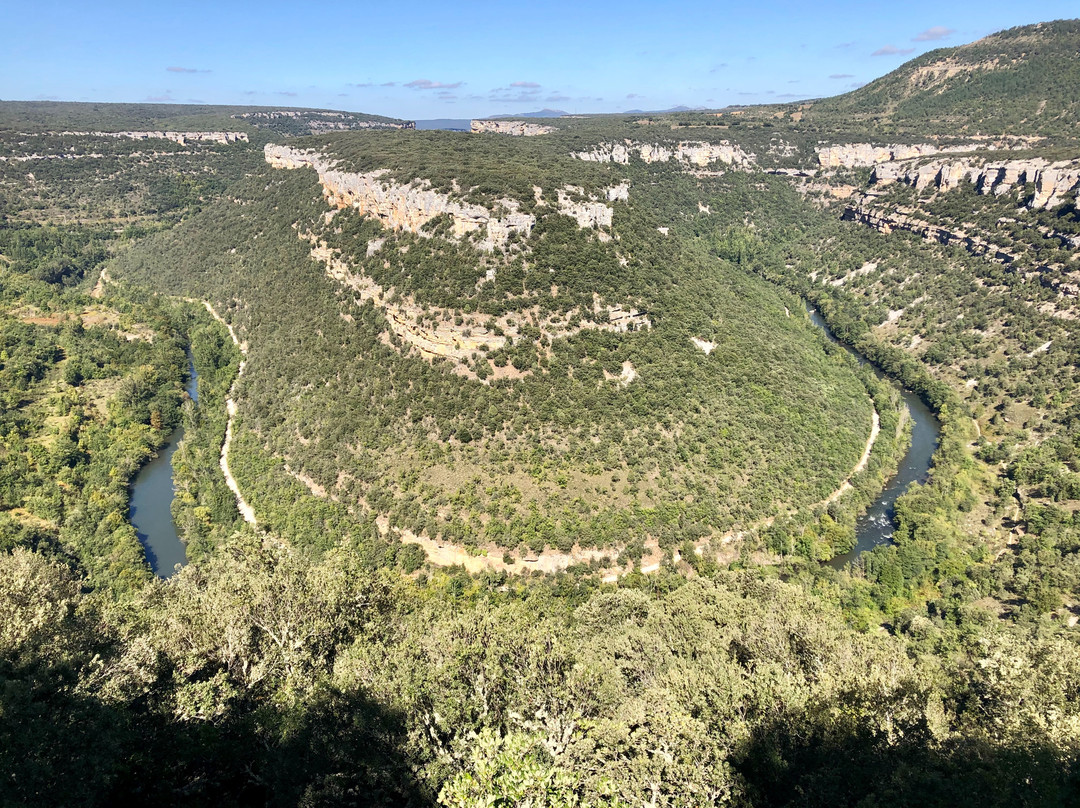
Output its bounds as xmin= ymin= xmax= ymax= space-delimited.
xmin=3 ymin=1 xmax=1078 ymax=120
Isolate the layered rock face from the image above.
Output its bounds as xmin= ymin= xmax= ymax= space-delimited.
xmin=233 ymin=110 xmax=414 ymax=130
xmin=872 ymin=158 xmax=1080 ymax=209
xmin=843 ymin=203 xmax=1021 ymax=264
xmin=816 ymin=138 xmax=1038 ymax=168
xmin=818 ymin=143 xmax=961 ymax=168
xmin=572 ymin=140 xmax=755 ymax=168
xmin=306 ymin=233 xmax=649 ymax=379
xmin=265 ymin=144 xmax=534 ymax=250
xmin=556 ymin=184 xmax=629 ymax=233
xmin=266 ymin=144 xmax=628 ymax=248
xmin=46 ymin=130 xmax=248 ymax=145
xmin=471 ymin=120 xmax=556 ymax=136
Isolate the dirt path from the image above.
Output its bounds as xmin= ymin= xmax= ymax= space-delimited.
xmin=199 ymin=301 xmax=257 ymax=527
xmin=820 ymin=408 xmax=880 ymax=507
xmin=395 ymin=402 xmax=885 ymax=581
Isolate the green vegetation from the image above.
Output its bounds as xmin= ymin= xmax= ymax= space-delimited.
xmin=4 ymin=20 xmax=1080 ymax=806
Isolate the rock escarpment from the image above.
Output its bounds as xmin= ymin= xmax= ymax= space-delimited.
xmin=572 ymin=140 xmax=755 ymax=168
xmin=266 ymin=145 xmax=628 ymax=248
xmin=470 ymin=120 xmax=556 ymax=136
xmin=45 ymin=130 xmax=248 ymax=145
xmin=304 ymin=232 xmax=650 ymax=379
xmin=233 ymin=110 xmax=414 ymax=131
xmin=843 ymin=203 xmax=1023 ymax=264
xmin=816 ymin=138 xmax=1038 ymax=168
xmin=872 ymin=158 xmax=1080 ymax=209
xmin=556 ymin=183 xmax=629 ymax=236
xmin=265 ymin=144 xmax=535 ymax=251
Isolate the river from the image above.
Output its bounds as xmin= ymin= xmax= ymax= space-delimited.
xmin=804 ymin=307 xmax=941 ymax=568
xmin=130 ymin=357 xmax=197 ymax=577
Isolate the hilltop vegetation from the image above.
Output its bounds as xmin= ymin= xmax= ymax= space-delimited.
xmin=805 ymin=19 xmax=1080 ymax=137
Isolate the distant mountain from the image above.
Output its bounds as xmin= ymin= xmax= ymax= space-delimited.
xmin=804 ymin=18 xmax=1080 ymax=136
xmin=414 ymin=119 xmax=472 ymax=131
xmin=488 ymin=109 xmax=569 ymax=119
xmin=623 ymin=105 xmax=708 ymax=115
xmin=0 ymin=100 xmax=412 ymax=136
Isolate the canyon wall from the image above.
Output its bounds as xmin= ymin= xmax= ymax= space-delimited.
xmin=572 ymin=140 xmax=755 ymax=168
xmin=816 ymin=138 xmax=1038 ymax=168
xmin=266 ymin=144 xmax=535 ymax=250
xmin=471 ymin=120 xmax=556 ymax=136
xmin=266 ymin=144 xmax=628 ymax=248
xmin=871 ymin=158 xmax=1080 ymax=209
xmin=233 ymin=110 xmax=414 ymax=130
xmin=44 ymin=130 xmax=248 ymax=145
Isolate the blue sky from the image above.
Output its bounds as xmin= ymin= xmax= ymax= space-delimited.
xmin=3 ymin=1 xmax=1077 ymax=120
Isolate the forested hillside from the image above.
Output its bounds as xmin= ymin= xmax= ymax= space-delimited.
xmin=3 ymin=19 xmax=1080 ymax=806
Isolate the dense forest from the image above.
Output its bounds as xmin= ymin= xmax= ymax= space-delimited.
xmin=3 ymin=19 xmax=1080 ymax=807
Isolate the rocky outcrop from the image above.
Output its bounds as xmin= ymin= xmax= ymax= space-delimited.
xmin=572 ymin=139 xmax=755 ymax=168
xmin=233 ymin=110 xmax=413 ymax=130
xmin=816 ymin=138 xmax=1038 ymax=169
xmin=303 ymin=232 xmax=650 ymax=379
xmin=872 ymin=157 xmax=1080 ymax=210
xmin=471 ymin=120 xmax=556 ymax=136
xmin=45 ymin=130 xmax=248 ymax=144
xmin=557 ymin=186 xmax=612 ymax=230
xmin=843 ymin=203 xmax=1023 ymax=265
xmin=265 ymin=144 xmax=534 ymax=251
xmin=268 ymin=145 xmax=628 ymax=248
xmin=818 ymin=143 xmax=960 ymax=168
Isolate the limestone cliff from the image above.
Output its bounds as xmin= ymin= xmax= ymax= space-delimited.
xmin=233 ymin=110 xmax=413 ymax=132
xmin=843 ymin=203 xmax=1022 ymax=264
xmin=303 ymin=232 xmax=650 ymax=380
xmin=556 ymin=183 xmax=630 ymax=235
xmin=46 ymin=130 xmax=248 ymax=145
xmin=871 ymin=157 xmax=1080 ymax=210
xmin=572 ymin=140 xmax=755 ymax=168
xmin=265 ymin=144 xmax=534 ymax=251
xmin=844 ymin=202 xmax=1080 ymax=308
xmin=816 ymin=138 xmax=1038 ymax=168
xmin=266 ymin=144 xmax=628 ymax=247
xmin=470 ymin=120 xmax=556 ymax=136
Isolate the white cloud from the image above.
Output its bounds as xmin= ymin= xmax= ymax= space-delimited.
xmin=405 ymin=79 xmax=463 ymax=90
xmin=872 ymin=45 xmax=915 ymax=56
xmin=913 ymin=26 xmax=955 ymax=42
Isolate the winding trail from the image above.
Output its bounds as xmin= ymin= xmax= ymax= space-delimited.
xmin=400 ymin=403 xmax=883 ymax=582
xmin=199 ymin=301 xmax=257 ymax=527
xmin=821 ymin=409 xmax=880 ymax=507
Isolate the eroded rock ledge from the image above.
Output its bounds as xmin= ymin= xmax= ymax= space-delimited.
xmin=572 ymin=139 xmax=755 ymax=168
xmin=267 ymin=144 xmax=535 ymax=250
xmin=40 ymin=130 xmax=248 ymax=145
xmin=303 ymin=230 xmax=650 ymax=381
xmin=470 ymin=120 xmax=556 ymax=136
xmin=815 ymin=138 xmax=1039 ymax=168
xmin=843 ymin=203 xmax=1024 ymax=264
xmin=233 ymin=110 xmax=414 ymax=131
xmin=266 ymin=144 xmax=628 ymax=249
xmin=872 ymin=157 xmax=1080 ymax=210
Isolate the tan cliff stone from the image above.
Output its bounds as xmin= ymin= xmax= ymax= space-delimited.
xmin=46 ymin=130 xmax=248 ymax=145
xmin=266 ymin=144 xmax=534 ymax=251
xmin=302 ymin=232 xmax=650 ymax=379
xmin=233 ymin=110 xmax=414 ymax=130
xmin=815 ymin=138 xmax=1039 ymax=169
xmin=267 ymin=144 xmax=628 ymax=248
xmin=871 ymin=157 xmax=1080 ymax=209
xmin=470 ymin=120 xmax=556 ymax=136
xmin=572 ymin=139 xmax=755 ymax=168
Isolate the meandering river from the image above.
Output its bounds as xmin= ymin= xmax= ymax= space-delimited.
xmin=805 ymin=308 xmax=941 ymax=568
xmin=130 ymin=358 xmax=197 ymax=577
xmin=129 ymin=308 xmax=941 ymax=579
